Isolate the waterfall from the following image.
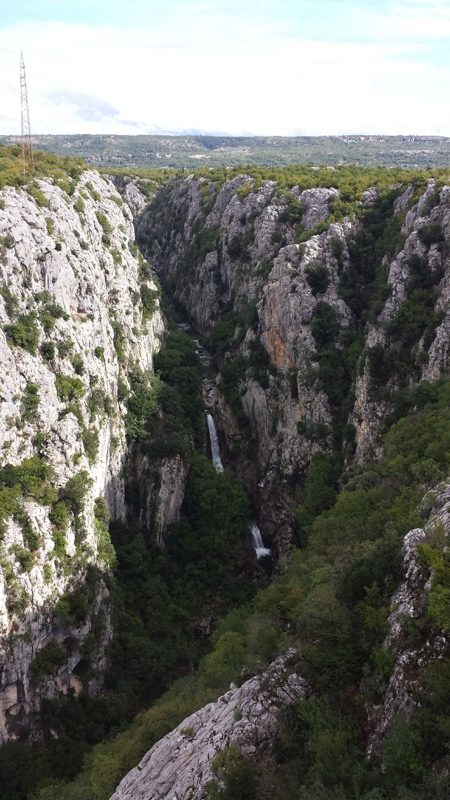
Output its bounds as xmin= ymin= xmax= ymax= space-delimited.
xmin=206 ymin=413 xmax=271 ymax=561
xmin=206 ymin=413 xmax=224 ymax=473
xmin=250 ymin=524 xmax=271 ymax=560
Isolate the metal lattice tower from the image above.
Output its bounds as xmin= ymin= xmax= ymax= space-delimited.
xmin=20 ymin=52 xmax=34 ymax=176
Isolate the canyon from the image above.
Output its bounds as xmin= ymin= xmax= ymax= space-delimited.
xmin=0 ymin=153 xmax=449 ymax=799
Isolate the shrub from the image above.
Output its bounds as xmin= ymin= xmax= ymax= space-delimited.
xmin=57 ymin=338 xmax=73 ymax=358
xmin=387 ymin=288 xmax=442 ymax=350
xmin=94 ymin=498 xmax=115 ymax=567
xmin=382 ymin=714 xmax=424 ymax=787
xmin=279 ymin=195 xmax=304 ymax=223
xmin=140 ymin=284 xmax=158 ymax=320
xmin=21 ymin=382 xmax=39 ymax=421
xmin=111 ymin=320 xmax=126 ymax=363
xmin=0 ymin=144 xmax=83 ymax=192
xmin=88 ymin=388 xmax=112 ymax=419
xmin=61 ymin=471 xmax=92 ymax=515
xmin=74 ymin=196 xmax=85 ymax=214
xmin=248 ymin=338 xmax=273 ymax=387
xmin=82 ymin=428 xmax=99 ymax=463
xmin=310 ymin=302 xmax=339 ymax=347
xmin=110 ymin=248 xmax=122 ymax=266
xmin=4 ymin=312 xmax=39 ymax=354
xmin=305 ymin=261 xmax=329 ymax=295
xmin=0 ymin=285 xmax=18 ymax=318
xmin=12 ymin=545 xmax=35 ymax=572
xmin=16 ymin=510 xmax=39 ymax=551
xmin=40 ymin=300 xmax=69 ymax=334
xmin=117 ymin=376 xmax=129 ymax=402
xmin=30 ymin=641 xmax=66 ymax=685
xmin=40 ymin=341 xmax=55 ymax=362
xmin=367 ymin=344 xmax=395 ymax=392
xmin=49 ymin=500 xmax=70 ymax=535
xmin=330 ymin=235 xmax=344 ymax=263
xmin=271 ymin=230 xmax=283 ymax=245
xmin=227 ymin=227 xmax=254 ymax=262
xmin=71 ymin=354 xmax=84 ymax=375
xmin=0 ymin=456 xmax=55 ymax=503
xmin=210 ymin=313 xmax=239 ymax=356
xmin=125 ymin=370 xmax=160 ymax=441
xmin=296 ymin=220 xmax=329 ymax=243
xmin=55 ymin=374 xmax=85 ymax=402
xmin=419 ymin=541 xmax=450 ymax=632
xmin=54 ymin=567 xmax=101 ymax=626
xmin=27 ymin=182 xmax=49 ymax=208
xmin=185 ymin=224 xmax=219 ymax=270
xmin=204 ymin=745 xmax=259 ymax=800
xmin=96 ymin=212 xmax=112 ymax=235
xmin=297 ymin=419 xmax=330 ymax=440
xmin=418 ymin=222 xmax=443 ymax=247
xmin=202 ymin=631 xmax=247 ymax=689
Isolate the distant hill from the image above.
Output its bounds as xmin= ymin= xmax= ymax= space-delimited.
xmin=1 ymin=133 xmax=450 ymax=168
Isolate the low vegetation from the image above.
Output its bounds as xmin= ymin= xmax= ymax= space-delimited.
xmin=4 ymin=313 xmax=39 ymax=355
xmin=0 ymin=144 xmax=83 ymax=192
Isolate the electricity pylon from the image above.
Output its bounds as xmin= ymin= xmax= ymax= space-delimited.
xmin=20 ymin=51 xmax=34 ymax=176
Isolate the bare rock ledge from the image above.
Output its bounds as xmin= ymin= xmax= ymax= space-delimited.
xmin=110 ymin=650 xmax=308 ymax=800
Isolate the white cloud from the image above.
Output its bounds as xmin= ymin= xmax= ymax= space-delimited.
xmin=351 ymin=0 xmax=450 ymax=41
xmin=0 ymin=15 xmax=449 ymax=136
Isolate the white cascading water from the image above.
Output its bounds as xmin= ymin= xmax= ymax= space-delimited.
xmin=206 ymin=413 xmax=224 ymax=473
xmin=250 ymin=523 xmax=272 ymax=560
xmin=206 ymin=412 xmax=271 ymax=560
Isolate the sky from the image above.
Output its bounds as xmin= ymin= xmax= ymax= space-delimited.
xmin=1 ymin=0 xmax=450 ymax=136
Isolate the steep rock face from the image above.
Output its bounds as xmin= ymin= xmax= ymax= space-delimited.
xmin=127 ymin=450 xmax=187 ymax=548
xmin=137 ymin=180 xmax=353 ymax=550
xmin=110 ymin=650 xmax=308 ymax=800
xmin=0 ymin=171 xmax=163 ymax=740
xmin=367 ymin=482 xmax=450 ymax=755
xmin=137 ymin=176 xmax=450 ymax=551
xmin=352 ymin=180 xmax=450 ymax=461
xmin=113 ymin=177 xmax=149 ymax=219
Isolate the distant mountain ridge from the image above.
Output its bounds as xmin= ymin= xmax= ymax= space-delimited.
xmin=1 ymin=133 xmax=450 ymax=168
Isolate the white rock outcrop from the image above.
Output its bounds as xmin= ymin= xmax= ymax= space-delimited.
xmin=110 ymin=650 xmax=308 ymax=800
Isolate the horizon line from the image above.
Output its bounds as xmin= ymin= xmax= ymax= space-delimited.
xmin=2 ymin=132 xmax=450 ymax=140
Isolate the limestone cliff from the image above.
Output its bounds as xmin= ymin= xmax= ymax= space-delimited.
xmin=137 ymin=176 xmax=450 ymax=552
xmin=0 ymin=170 xmax=163 ymax=740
